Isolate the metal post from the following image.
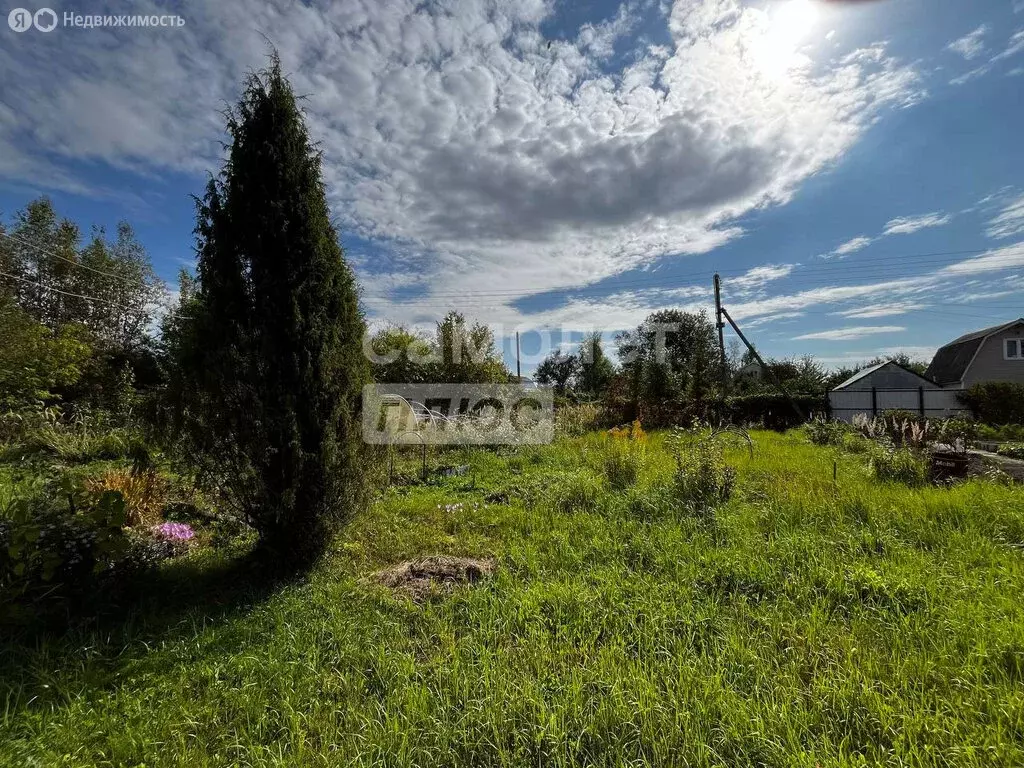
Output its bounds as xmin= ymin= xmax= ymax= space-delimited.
xmin=871 ymin=386 xmax=878 ymax=416
xmin=918 ymin=386 xmax=925 ymax=417
xmin=516 ymin=331 xmax=521 ymax=381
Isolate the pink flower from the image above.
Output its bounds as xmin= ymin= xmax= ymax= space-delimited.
xmin=151 ymin=522 xmax=196 ymax=542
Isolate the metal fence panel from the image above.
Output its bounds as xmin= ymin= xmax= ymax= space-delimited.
xmin=829 ymin=389 xmax=969 ymax=423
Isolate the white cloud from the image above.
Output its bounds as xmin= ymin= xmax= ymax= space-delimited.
xmin=833 ymin=302 xmax=926 ymax=319
xmin=729 ymin=263 xmax=796 ymax=290
xmin=986 ymin=193 xmax=1024 ymax=239
xmin=991 ymin=29 xmax=1024 ymax=63
xmin=793 ymin=325 xmax=905 ymax=341
xmin=829 ymin=236 xmax=874 ymax=257
xmin=950 ymin=65 xmax=991 ymax=86
xmin=947 ymin=25 xmax=989 ymax=60
xmin=882 ymin=212 xmax=952 ymax=236
xmin=0 ymin=0 xmax=923 ymax=327
xmin=823 ymin=210 xmax=952 ymax=259
xmin=939 ymin=242 xmax=1024 ymax=275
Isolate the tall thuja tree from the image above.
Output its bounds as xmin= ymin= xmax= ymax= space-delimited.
xmin=179 ymin=56 xmax=369 ymax=565
xmin=577 ymin=332 xmax=614 ymax=396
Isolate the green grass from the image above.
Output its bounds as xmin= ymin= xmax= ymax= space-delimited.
xmin=2 ymin=431 xmax=1024 ymax=766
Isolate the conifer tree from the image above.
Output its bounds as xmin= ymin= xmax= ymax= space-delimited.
xmin=173 ymin=56 xmax=369 ymax=566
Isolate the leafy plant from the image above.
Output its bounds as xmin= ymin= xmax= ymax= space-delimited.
xmin=0 ymin=478 xmax=141 ymax=621
xmin=805 ymin=415 xmax=849 ymax=446
xmin=868 ymin=445 xmax=928 ymax=486
xmin=959 ymin=383 xmax=1024 ymax=425
xmin=997 ymin=443 xmax=1024 ymax=460
xmin=667 ymin=425 xmax=736 ymax=518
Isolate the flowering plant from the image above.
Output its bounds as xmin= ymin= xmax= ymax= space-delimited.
xmin=151 ymin=522 xmax=196 ymax=542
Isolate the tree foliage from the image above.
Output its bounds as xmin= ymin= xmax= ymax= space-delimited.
xmin=535 ymin=349 xmax=580 ymax=395
xmin=576 ymin=332 xmax=615 ymax=396
xmin=0 ymin=295 xmax=92 ymax=408
xmin=616 ymin=310 xmax=719 ymax=404
xmin=164 ymin=57 xmax=369 ymax=566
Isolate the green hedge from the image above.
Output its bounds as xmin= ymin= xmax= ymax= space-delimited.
xmin=615 ymin=393 xmax=827 ymax=431
xmin=712 ymin=393 xmax=829 ymax=431
xmin=958 ymin=383 xmax=1024 ymax=425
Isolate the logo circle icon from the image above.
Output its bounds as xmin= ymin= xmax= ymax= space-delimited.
xmin=7 ymin=8 xmax=32 ymax=31
xmin=33 ymin=7 xmax=57 ymax=32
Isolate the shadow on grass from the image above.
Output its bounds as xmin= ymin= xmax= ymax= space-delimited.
xmin=0 ymin=544 xmax=304 ymax=719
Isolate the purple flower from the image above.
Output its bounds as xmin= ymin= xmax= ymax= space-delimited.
xmin=151 ymin=522 xmax=196 ymax=542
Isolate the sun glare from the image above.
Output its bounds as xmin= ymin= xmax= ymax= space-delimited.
xmin=753 ymin=0 xmax=822 ymax=78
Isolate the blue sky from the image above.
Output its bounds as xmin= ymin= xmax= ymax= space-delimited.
xmin=2 ymin=0 xmax=1023 ymax=374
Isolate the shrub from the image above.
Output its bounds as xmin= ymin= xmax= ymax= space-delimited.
xmin=868 ymin=445 xmax=927 ymax=486
xmin=935 ymin=417 xmax=977 ymax=446
xmin=959 ymin=383 xmax=1024 ymax=425
xmin=997 ymin=443 xmax=1024 ymax=460
xmin=977 ymin=423 xmax=1024 ymax=442
xmin=668 ymin=426 xmax=736 ymax=518
xmin=712 ymin=393 xmax=828 ymax=431
xmin=805 ymin=415 xmax=849 ymax=446
xmin=0 ymin=479 xmax=175 ymax=623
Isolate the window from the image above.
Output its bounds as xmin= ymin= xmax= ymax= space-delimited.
xmin=1006 ymin=338 xmax=1024 ymax=360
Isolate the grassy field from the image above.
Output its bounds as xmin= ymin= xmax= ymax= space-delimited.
xmin=2 ymin=430 xmax=1023 ymax=766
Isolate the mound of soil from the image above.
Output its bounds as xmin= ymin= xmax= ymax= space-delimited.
xmin=374 ymin=556 xmax=496 ymax=603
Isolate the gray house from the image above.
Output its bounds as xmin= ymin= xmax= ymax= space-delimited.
xmin=828 ymin=360 xmax=965 ymax=422
xmin=924 ymin=318 xmax=1024 ymax=388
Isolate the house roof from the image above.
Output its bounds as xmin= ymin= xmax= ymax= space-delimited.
xmin=832 ymin=360 xmax=936 ymax=391
xmin=924 ymin=318 xmax=1024 ymax=385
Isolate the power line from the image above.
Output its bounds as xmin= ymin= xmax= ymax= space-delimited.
xmin=0 ymin=230 xmax=135 ymax=284
xmin=0 ymin=267 xmax=141 ymax=313
xmin=358 ymin=247 xmax=1000 ymax=300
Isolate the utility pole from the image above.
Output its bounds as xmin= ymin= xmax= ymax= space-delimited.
xmin=718 ymin=303 xmax=805 ymax=423
xmin=516 ymin=331 xmax=521 ymax=381
xmin=713 ymin=273 xmax=728 ymax=392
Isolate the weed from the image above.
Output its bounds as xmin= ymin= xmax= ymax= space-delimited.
xmin=868 ymin=444 xmax=927 ymax=486
xmin=667 ymin=425 xmax=735 ymax=518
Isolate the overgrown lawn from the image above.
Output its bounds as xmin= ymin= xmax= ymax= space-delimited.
xmin=2 ymin=431 xmax=1023 ymax=766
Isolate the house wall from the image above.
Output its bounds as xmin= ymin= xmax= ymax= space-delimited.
xmin=838 ymin=365 xmax=941 ymax=391
xmin=962 ymin=324 xmax=1024 ymax=387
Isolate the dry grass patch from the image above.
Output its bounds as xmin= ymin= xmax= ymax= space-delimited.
xmin=374 ymin=555 xmax=496 ymax=603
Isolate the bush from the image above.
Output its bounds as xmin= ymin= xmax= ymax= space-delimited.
xmin=805 ymin=415 xmax=849 ymax=446
xmin=959 ymin=383 xmax=1024 ymax=425
xmin=0 ymin=480 xmax=175 ymax=623
xmin=868 ymin=445 xmax=927 ymax=486
xmin=997 ymin=443 xmax=1024 ymax=460
xmin=713 ymin=393 xmax=828 ymax=431
xmin=668 ymin=426 xmax=736 ymax=518
xmin=977 ymin=423 xmax=1024 ymax=442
